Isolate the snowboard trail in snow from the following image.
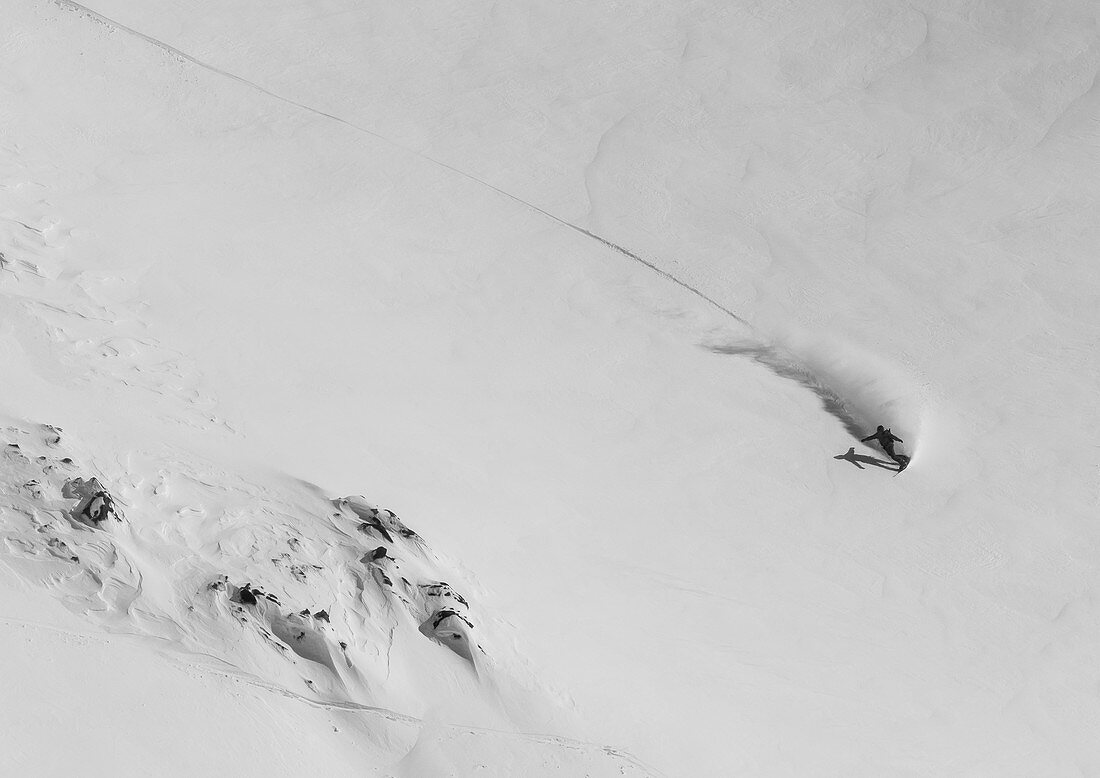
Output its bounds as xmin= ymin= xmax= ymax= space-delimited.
xmin=52 ymin=0 xmax=749 ymax=329
xmin=709 ymin=335 xmax=926 ymax=449
xmin=53 ymin=0 xmax=938 ymax=454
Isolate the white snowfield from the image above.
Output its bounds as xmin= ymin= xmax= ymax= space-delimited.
xmin=1 ymin=0 xmax=1097 ymax=776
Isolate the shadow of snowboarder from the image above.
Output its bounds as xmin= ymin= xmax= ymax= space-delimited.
xmin=834 ymin=446 xmax=900 ymax=472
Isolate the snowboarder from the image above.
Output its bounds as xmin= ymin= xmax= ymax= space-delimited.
xmin=861 ymin=425 xmax=908 ymax=471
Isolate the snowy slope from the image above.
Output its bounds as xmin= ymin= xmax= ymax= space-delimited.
xmin=0 ymin=415 xmax=649 ymax=776
xmin=3 ymin=0 xmax=1100 ymax=776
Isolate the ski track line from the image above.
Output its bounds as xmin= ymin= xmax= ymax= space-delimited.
xmin=0 ymin=616 xmax=662 ymax=774
xmin=51 ymin=0 xmax=749 ymax=330
xmin=171 ymin=650 xmax=667 ymax=776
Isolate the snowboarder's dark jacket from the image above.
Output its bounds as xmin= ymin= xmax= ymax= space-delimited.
xmin=861 ymin=426 xmax=902 ymax=448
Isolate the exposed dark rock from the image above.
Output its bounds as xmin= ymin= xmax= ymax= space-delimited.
xmin=356 ymin=519 xmax=394 ymax=543
xmin=82 ymin=490 xmax=116 ymax=524
xmin=419 ymin=582 xmax=469 ymax=607
xmin=313 ymin=610 xmax=330 ymax=623
xmin=237 ymin=585 xmax=258 ymax=606
xmin=233 ymin=583 xmax=275 ymax=606
xmin=432 ymin=609 xmax=474 ymax=631
xmin=65 ymin=477 xmax=119 ymax=524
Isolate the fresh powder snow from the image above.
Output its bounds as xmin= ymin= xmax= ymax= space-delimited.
xmin=1 ymin=1 xmax=1098 ymax=776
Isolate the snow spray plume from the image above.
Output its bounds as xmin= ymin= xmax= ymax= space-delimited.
xmin=708 ymin=332 xmax=925 ymax=447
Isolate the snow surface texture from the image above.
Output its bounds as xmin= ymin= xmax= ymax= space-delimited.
xmin=3 ymin=0 xmax=1100 ymax=775
xmin=0 ymin=418 xmax=651 ymax=776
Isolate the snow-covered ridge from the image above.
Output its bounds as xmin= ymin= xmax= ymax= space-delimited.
xmin=0 ymin=418 xmax=476 ymax=700
xmin=0 ymin=417 xmax=657 ymax=776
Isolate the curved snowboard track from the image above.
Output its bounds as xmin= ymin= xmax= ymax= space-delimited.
xmin=50 ymin=0 xmax=919 ymax=450
xmin=709 ymin=335 xmax=926 ymax=453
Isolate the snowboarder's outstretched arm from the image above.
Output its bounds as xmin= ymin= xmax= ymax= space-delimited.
xmin=860 ymin=433 xmax=877 ymax=443
xmin=889 ymin=433 xmax=903 ymax=443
